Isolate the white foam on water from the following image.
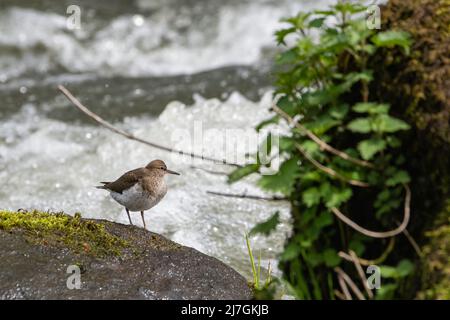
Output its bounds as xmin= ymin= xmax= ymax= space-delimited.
xmin=0 ymin=0 xmax=331 ymax=80
xmin=0 ymin=91 xmax=290 ymax=279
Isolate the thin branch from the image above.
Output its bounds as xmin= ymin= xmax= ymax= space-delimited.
xmin=331 ymin=184 xmax=411 ymax=238
xmin=334 ymin=290 xmax=347 ymax=300
xmin=296 ymin=144 xmax=370 ymax=188
xmin=58 ymin=85 xmax=242 ymax=167
xmin=349 ymin=250 xmax=374 ymax=299
xmin=335 ymin=267 xmax=366 ymax=300
xmin=339 ymin=237 xmax=395 ymax=266
xmin=271 ymin=103 xmax=374 ymax=168
xmin=399 ymin=224 xmax=423 ymax=258
xmin=206 ymin=190 xmax=287 ymax=201
xmin=337 ymin=274 xmax=352 ymax=300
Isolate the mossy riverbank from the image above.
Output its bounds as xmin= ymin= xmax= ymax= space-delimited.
xmin=0 ymin=209 xmax=251 ymax=299
xmin=0 ymin=210 xmax=128 ymax=257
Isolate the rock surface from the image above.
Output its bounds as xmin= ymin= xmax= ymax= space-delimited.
xmin=0 ymin=219 xmax=252 ymax=300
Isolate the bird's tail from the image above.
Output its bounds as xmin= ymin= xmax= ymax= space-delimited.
xmin=95 ymin=182 xmax=110 ymax=189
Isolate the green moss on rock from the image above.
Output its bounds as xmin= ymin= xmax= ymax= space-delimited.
xmin=417 ymin=204 xmax=450 ymax=300
xmin=0 ymin=210 xmax=128 ymax=257
xmin=367 ymin=0 xmax=449 ymax=236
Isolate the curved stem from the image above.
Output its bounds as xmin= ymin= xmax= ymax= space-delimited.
xmin=296 ymin=144 xmax=370 ymax=187
xmin=331 ymin=184 xmax=411 ymax=238
xmin=271 ymin=103 xmax=374 ymax=168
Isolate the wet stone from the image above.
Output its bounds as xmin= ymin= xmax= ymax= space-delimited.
xmin=0 ymin=216 xmax=252 ymax=300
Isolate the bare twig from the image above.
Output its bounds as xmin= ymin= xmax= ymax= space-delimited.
xmin=58 ymin=85 xmax=242 ymax=167
xmin=206 ymin=190 xmax=287 ymax=201
xmin=334 ymin=290 xmax=347 ymax=300
xmin=339 ymin=237 xmax=395 ymax=266
xmin=335 ymin=267 xmax=366 ymax=300
xmin=337 ymin=274 xmax=352 ymax=300
xmin=331 ymin=184 xmax=411 ymax=238
xmin=349 ymin=250 xmax=374 ymax=299
xmin=296 ymin=143 xmax=370 ymax=188
xmin=399 ymin=224 xmax=423 ymax=258
xmin=271 ymin=103 xmax=374 ymax=168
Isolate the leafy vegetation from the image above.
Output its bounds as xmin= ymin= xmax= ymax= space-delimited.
xmin=231 ymin=1 xmax=430 ymax=299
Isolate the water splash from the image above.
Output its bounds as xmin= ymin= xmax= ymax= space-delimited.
xmin=0 ymin=0 xmax=329 ymax=80
xmin=0 ymin=92 xmax=290 ymax=279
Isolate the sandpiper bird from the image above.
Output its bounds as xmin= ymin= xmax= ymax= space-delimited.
xmin=96 ymin=159 xmax=180 ymax=229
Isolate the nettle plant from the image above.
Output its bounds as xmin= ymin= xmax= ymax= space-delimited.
xmin=231 ymin=2 xmax=415 ymax=299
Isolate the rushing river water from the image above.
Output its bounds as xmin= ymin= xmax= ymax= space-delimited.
xmin=0 ymin=0 xmax=331 ymax=281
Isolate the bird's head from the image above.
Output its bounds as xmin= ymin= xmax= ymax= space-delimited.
xmin=146 ymin=159 xmax=180 ymax=176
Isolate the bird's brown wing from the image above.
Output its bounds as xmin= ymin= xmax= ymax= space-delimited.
xmin=101 ymin=168 xmax=146 ymax=194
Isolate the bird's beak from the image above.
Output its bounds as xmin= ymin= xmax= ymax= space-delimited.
xmin=166 ymin=169 xmax=180 ymax=175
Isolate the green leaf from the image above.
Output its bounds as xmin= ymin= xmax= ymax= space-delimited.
xmin=308 ymin=17 xmax=326 ymax=28
xmin=325 ymin=188 xmax=353 ymax=208
xmin=362 ymin=44 xmax=376 ymax=55
xmin=283 ymin=12 xmax=311 ymax=29
xmin=280 ymin=241 xmax=301 ymax=261
xmin=333 ymin=2 xmax=366 ymax=14
xmin=349 ymin=239 xmax=365 ymax=256
xmin=349 ymin=115 xmax=410 ymax=134
xmin=397 ymin=259 xmax=415 ymax=277
xmin=303 ymin=251 xmax=323 ymax=267
xmin=386 ymin=136 xmax=401 ymax=148
xmin=228 ymin=163 xmax=260 ymax=183
xmin=344 ymin=70 xmax=373 ymax=84
xmin=305 ymin=72 xmax=371 ymax=107
xmin=329 ymin=104 xmax=349 ymax=119
xmin=314 ymin=211 xmax=334 ymax=228
xmin=302 ymin=187 xmax=321 ymax=207
xmin=353 ymin=103 xmax=389 ymax=114
xmin=256 ymin=116 xmax=279 ymax=132
xmin=258 ymin=157 xmax=300 ymax=195
xmin=304 ymin=89 xmax=335 ymax=106
xmin=374 ymin=189 xmax=391 ymax=208
xmin=323 ymin=249 xmax=341 ymax=267
xmin=347 ymin=118 xmax=372 ymax=133
xmin=380 ymin=265 xmax=399 ymax=278
xmin=372 ymin=31 xmax=411 ymax=54
xmin=304 ymin=116 xmax=340 ymax=135
xmin=314 ymin=10 xmax=335 ymax=16
xmin=385 ymin=170 xmax=410 ymax=186
xmin=279 ymin=136 xmax=295 ymax=152
xmin=375 ymin=284 xmax=398 ymax=300
xmin=319 ymin=181 xmax=332 ymax=199
xmin=357 ymin=138 xmax=387 ymax=160
xmin=380 ymin=259 xmax=414 ymax=279
xmin=275 ymin=27 xmax=296 ymax=45
xmin=276 ymin=48 xmax=298 ymax=65
xmin=250 ymin=212 xmax=280 ymax=236
xmin=373 ymin=114 xmax=410 ymax=133
xmin=299 ymin=140 xmax=319 ymax=155
xmin=276 ymin=95 xmax=297 ymax=116
xmin=300 ymin=171 xmax=322 ymax=183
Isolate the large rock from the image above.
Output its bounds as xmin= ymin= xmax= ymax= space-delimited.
xmin=0 ymin=212 xmax=252 ymax=300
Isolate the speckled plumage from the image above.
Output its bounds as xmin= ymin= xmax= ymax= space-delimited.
xmin=96 ymin=160 xmax=179 ymax=229
xmin=109 ymin=171 xmax=168 ymax=212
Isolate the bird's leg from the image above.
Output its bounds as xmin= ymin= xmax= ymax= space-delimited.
xmin=125 ymin=208 xmax=133 ymax=225
xmin=141 ymin=211 xmax=147 ymax=230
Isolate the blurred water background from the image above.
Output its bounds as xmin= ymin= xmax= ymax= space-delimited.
xmin=0 ymin=0 xmax=331 ymax=280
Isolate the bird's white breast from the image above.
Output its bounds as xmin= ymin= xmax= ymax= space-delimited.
xmin=110 ymin=181 xmax=167 ymax=212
